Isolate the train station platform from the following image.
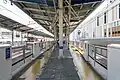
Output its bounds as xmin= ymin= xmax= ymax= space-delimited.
xmin=2 ymin=0 xmax=120 ymax=80
xmin=17 ymin=44 xmax=104 ymax=80
xmin=37 ymin=45 xmax=80 ymax=80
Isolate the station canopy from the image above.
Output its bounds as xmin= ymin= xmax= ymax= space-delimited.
xmin=0 ymin=14 xmax=53 ymax=38
xmin=12 ymin=0 xmax=103 ymax=36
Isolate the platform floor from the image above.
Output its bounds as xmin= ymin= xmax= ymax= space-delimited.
xmin=71 ymin=46 xmax=104 ymax=80
xmin=19 ymin=45 xmax=104 ymax=80
xmin=37 ymin=46 xmax=80 ymax=80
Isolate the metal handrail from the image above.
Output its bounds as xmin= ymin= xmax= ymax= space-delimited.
xmin=11 ymin=43 xmax=55 ymax=80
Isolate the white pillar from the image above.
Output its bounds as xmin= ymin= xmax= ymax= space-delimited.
xmin=108 ymin=44 xmax=120 ymax=80
xmin=21 ymin=32 xmax=23 ymax=45
xmin=12 ymin=30 xmax=14 ymax=46
xmin=58 ymin=0 xmax=63 ymax=58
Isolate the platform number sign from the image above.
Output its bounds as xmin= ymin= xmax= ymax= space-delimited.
xmin=5 ymin=48 xmax=10 ymax=59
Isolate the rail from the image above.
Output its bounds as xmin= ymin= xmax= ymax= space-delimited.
xmin=11 ymin=42 xmax=55 ymax=80
xmin=11 ymin=41 xmax=54 ymax=71
xmin=11 ymin=44 xmax=34 ymax=72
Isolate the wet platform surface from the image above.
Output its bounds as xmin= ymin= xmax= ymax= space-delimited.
xmin=72 ymin=47 xmax=104 ymax=80
xmin=19 ymin=45 xmax=104 ymax=80
xmin=37 ymin=46 xmax=80 ymax=80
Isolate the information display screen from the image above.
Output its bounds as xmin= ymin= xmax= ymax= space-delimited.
xmin=5 ymin=48 xmax=10 ymax=59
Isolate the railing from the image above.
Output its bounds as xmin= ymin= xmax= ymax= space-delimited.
xmin=12 ymin=45 xmax=33 ymax=71
xmin=11 ymin=41 xmax=55 ymax=71
xmin=0 ymin=41 xmax=26 ymax=46
xmin=11 ymin=42 xmax=55 ymax=80
xmin=88 ymin=44 xmax=107 ymax=69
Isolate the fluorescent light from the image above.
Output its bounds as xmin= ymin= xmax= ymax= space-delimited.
xmin=0 ymin=0 xmax=54 ymax=37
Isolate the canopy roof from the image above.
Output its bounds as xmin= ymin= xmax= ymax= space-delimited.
xmin=12 ymin=0 xmax=102 ymax=37
xmin=0 ymin=14 xmax=53 ymax=38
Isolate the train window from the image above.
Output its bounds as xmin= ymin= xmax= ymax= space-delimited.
xmin=97 ymin=17 xmax=99 ymax=26
xmin=85 ymin=43 xmax=86 ymax=49
xmin=104 ymin=12 xmax=107 ymax=24
xmin=104 ymin=32 xmax=106 ymax=37
xmin=115 ymin=31 xmax=117 ymax=34
xmin=118 ymin=31 xmax=120 ymax=33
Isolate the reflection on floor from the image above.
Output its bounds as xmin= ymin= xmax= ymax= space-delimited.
xmin=19 ymin=45 xmax=103 ymax=80
xmin=71 ymin=46 xmax=104 ymax=80
xmin=80 ymin=56 xmax=103 ymax=80
xmin=19 ymin=59 xmax=42 ymax=80
xmin=19 ymin=45 xmax=79 ymax=80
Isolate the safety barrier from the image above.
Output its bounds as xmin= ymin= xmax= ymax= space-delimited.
xmin=12 ymin=45 xmax=33 ymax=71
xmin=11 ymin=41 xmax=54 ymax=71
xmin=11 ymin=41 xmax=55 ymax=80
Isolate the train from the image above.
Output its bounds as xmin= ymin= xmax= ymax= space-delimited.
xmin=70 ymin=0 xmax=120 ymax=40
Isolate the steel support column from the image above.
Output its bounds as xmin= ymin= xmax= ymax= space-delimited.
xmin=58 ymin=0 xmax=63 ymax=58
xmin=67 ymin=0 xmax=71 ymax=48
xmin=54 ymin=25 xmax=56 ymax=41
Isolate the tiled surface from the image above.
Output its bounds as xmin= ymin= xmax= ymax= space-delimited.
xmin=38 ymin=46 xmax=79 ymax=80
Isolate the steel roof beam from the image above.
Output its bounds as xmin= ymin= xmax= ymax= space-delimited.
xmin=0 ymin=23 xmax=11 ymax=30
xmin=80 ymin=4 xmax=83 ymax=9
xmin=64 ymin=1 xmax=101 ymax=7
xmin=12 ymin=25 xmax=25 ymax=30
xmin=22 ymin=28 xmax=34 ymax=32
xmin=52 ymin=0 xmax=57 ymax=13
xmin=31 ymin=14 xmax=52 ymax=20
xmin=78 ymin=8 xmax=94 ymax=13
xmin=19 ymin=3 xmax=51 ymax=27
xmin=92 ymin=2 xmax=97 ymax=7
xmin=24 ymin=8 xmax=56 ymax=14
xmin=33 ymin=17 xmax=52 ymax=22
xmin=71 ymin=16 xmax=84 ymax=20
xmin=65 ymin=0 xmax=79 ymax=18
xmin=37 ymin=4 xmax=51 ymax=25
xmin=43 ymin=1 xmax=53 ymax=26
xmin=39 ymin=23 xmax=50 ymax=26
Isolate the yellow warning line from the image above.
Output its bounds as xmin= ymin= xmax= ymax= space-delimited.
xmin=70 ymin=45 xmax=84 ymax=55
